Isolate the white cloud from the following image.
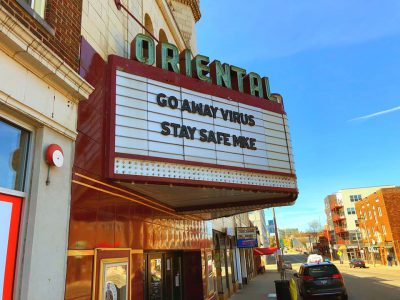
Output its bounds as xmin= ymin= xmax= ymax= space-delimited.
xmin=350 ymin=106 xmax=400 ymax=121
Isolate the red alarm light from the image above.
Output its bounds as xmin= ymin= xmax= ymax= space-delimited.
xmin=46 ymin=144 xmax=64 ymax=167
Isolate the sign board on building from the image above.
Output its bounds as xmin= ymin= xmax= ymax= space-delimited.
xmin=236 ymin=227 xmax=258 ymax=248
xmin=108 ymin=56 xmax=296 ymax=186
xmin=103 ymin=34 xmax=298 ymax=215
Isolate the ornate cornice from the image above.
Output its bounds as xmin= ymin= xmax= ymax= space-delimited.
xmin=172 ymin=0 xmax=201 ymax=22
xmin=0 ymin=6 xmax=94 ymax=103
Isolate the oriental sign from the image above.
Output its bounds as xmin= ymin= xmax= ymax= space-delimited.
xmin=131 ymin=34 xmax=278 ymax=103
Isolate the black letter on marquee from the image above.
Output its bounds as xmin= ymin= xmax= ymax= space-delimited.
xmin=168 ymin=96 xmax=179 ymax=109
xmin=248 ymin=115 xmax=255 ymax=126
xmin=161 ymin=122 xmax=170 ymax=135
xmin=199 ymin=129 xmax=208 ymax=142
xmin=157 ymin=93 xmax=167 ymax=107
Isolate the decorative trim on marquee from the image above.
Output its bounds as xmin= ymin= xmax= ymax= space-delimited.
xmin=114 ymin=158 xmax=297 ymax=189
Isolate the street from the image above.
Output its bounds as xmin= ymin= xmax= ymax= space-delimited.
xmin=286 ymin=254 xmax=400 ymax=300
xmin=235 ymin=254 xmax=400 ymax=300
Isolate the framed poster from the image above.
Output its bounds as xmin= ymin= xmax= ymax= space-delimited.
xmin=0 ymin=193 xmax=22 ymax=300
xmin=93 ymin=249 xmax=130 ymax=300
xmin=100 ymin=258 xmax=128 ymax=300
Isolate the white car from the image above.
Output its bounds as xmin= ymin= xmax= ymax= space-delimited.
xmin=307 ymin=254 xmax=323 ymax=263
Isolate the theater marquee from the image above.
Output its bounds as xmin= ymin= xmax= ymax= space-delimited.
xmin=105 ymin=34 xmax=297 ymax=217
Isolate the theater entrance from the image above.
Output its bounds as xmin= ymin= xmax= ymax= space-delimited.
xmin=145 ymin=252 xmax=182 ymax=300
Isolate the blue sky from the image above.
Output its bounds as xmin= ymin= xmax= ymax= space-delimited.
xmin=196 ymin=0 xmax=400 ymax=230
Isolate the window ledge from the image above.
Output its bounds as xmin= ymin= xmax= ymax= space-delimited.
xmin=16 ymin=0 xmax=55 ymax=36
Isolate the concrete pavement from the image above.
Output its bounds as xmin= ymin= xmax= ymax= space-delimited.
xmin=231 ymin=254 xmax=400 ymax=300
xmin=229 ymin=270 xmax=284 ymax=300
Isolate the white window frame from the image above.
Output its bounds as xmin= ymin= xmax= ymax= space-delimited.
xmin=26 ymin=0 xmax=47 ymax=18
xmin=377 ymin=207 xmax=382 ymax=217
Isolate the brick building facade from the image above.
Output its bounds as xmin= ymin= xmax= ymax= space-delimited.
xmin=2 ymin=0 xmax=83 ymax=70
xmin=0 ymin=0 xmax=92 ymax=299
xmin=356 ymin=187 xmax=400 ymax=265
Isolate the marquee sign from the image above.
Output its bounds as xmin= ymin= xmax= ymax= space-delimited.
xmin=106 ymin=34 xmax=296 ymax=196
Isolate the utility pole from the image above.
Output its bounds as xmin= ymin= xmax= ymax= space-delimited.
xmin=272 ymin=208 xmax=283 ymax=277
xmin=326 ymin=228 xmax=334 ymax=261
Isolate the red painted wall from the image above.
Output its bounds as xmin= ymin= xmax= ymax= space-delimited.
xmin=65 ymin=38 xmax=212 ymax=300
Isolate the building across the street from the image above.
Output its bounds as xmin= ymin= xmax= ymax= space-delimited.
xmin=324 ymin=185 xmax=394 ymax=260
xmin=356 ymin=187 xmax=400 ymax=266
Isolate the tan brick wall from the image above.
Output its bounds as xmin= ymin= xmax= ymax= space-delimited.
xmin=356 ymin=187 xmax=400 ymax=263
xmin=382 ymin=187 xmax=400 ymax=261
xmin=2 ymin=0 xmax=83 ymax=71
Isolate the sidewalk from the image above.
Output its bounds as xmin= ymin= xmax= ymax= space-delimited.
xmin=230 ymin=270 xmax=283 ymax=300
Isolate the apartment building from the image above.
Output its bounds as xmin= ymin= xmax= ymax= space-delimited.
xmin=324 ymin=185 xmax=394 ymax=260
xmin=356 ymin=187 xmax=400 ymax=265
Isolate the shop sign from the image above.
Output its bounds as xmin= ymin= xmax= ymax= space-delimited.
xmin=236 ymin=227 xmax=258 ymax=248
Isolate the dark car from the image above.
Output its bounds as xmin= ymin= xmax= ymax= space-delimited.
xmin=349 ymin=258 xmax=366 ymax=268
xmin=294 ymin=262 xmax=348 ymax=300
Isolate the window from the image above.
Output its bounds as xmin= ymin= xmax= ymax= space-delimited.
xmin=159 ymin=29 xmax=168 ymax=43
xmin=22 ymin=0 xmax=47 ymax=18
xmin=382 ymin=225 xmax=387 ymax=235
xmin=0 ymin=118 xmax=30 ymax=191
xmin=144 ymin=14 xmax=155 ymax=36
xmin=377 ymin=207 xmax=382 ymax=216
xmin=355 ymin=220 xmax=359 ymax=227
xmin=350 ymin=194 xmax=362 ymax=202
xmin=304 ymin=265 xmax=340 ymax=278
xmin=347 ymin=207 xmax=356 ymax=215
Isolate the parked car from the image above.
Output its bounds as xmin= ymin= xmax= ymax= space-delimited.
xmin=349 ymin=258 xmax=366 ymax=268
xmin=294 ymin=262 xmax=348 ymax=300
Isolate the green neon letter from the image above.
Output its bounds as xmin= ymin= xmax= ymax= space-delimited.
xmin=230 ymin=65 xmax=246 ymax=92
xmin=192 ymin=55 xmax=211 ymax=82
xmin=210 ymin=60 xmax=232 ymax=89
xmin=262 ymin=77 xmax=273 ymax=100
xmin=157 ymin=42 xmax=180 ymax=73
xmin=244 ymin=72 xmax=264 ymax=98
xmin=131 ymin=33 xmax=155 ymax=65
xmin=179 ymin=49 xmax=192 ymax=77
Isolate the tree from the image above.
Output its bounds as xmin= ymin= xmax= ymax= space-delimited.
xmin=308 ymin=220 xmax=322 ymax=243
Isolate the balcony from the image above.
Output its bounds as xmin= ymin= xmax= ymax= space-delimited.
xmin=332 ymin=214 xmax=346 ymax=223
xmin=330 ymin=203 xmax=344 ymax=211
xmin=334 ymin=226 xmax=348 ymax=234
xmin=336 ymin=238 xmax=350 ymax=245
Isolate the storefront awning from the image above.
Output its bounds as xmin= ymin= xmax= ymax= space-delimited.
xmin=253 ymin=247 xmax=278 ymax=255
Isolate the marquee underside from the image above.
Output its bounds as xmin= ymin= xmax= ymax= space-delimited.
xmin=117 ymin=181 xmax=297 ymax=219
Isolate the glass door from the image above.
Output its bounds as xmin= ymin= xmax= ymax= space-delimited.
xmin=147 ymin=254 xmax=163 ymax=300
